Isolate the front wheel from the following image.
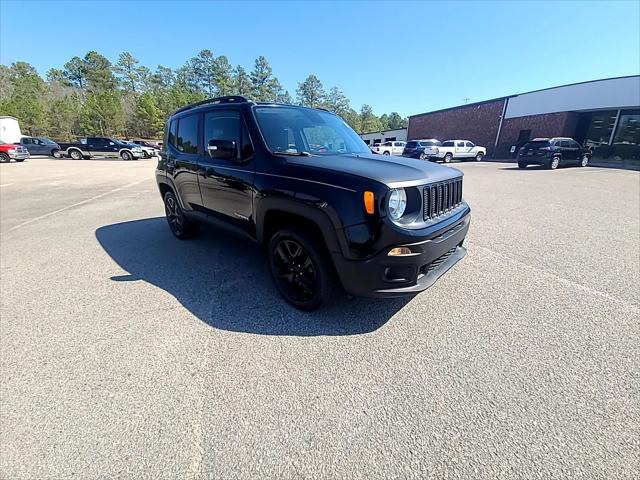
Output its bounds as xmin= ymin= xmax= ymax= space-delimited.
xmin=121 ymin=151 xmax=132 ymax=161
xmin=268 ymin=228 xmax=334 ymax=311
xmin=0 ymin=153 xmax=10 ymax=163
xmin=475 ymin=152 xmax=484 ymax=161
xmin=518 ymin=161 xmax=527 ymax=169
xmin=580 ymin=155 xmax=589 ymax=167
xmin=383 ymin=151 xmax=390 ymax=156
xmin=142 ymin=150 xmax=150 ymax=159
xmin=51 ymin=149 xmax=62 ymax=159
xmin=69 ymin=149 xmax=82 ymax=160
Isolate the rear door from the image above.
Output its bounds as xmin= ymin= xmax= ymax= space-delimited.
xmin=567 ymin=140 xmax=581 ymax=162
xmin=166 ymin=114 xmax=203 ymax=211
xmin=393 ymin=142 xmax=404 ymax=155
xmin=455 ymin=141 xmax=467 ymax=158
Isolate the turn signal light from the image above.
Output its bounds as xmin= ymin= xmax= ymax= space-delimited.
xmin=388 ymin=247 xmax=412 ymax=256
xmin=364 ymin=191 xmax=375 ymax=214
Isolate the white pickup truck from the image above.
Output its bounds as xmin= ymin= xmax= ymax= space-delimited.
xmin=434 ymin=140 xmax=486 ymax=163
xmin=372 ymin=141 xmax=406 ymax=156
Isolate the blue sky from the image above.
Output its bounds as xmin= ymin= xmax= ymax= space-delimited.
xmin=1 ymin=0 xmax=639 ymax=117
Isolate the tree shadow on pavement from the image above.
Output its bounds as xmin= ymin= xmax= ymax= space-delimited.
xmin=96 ymin=218 xmax=410 ymax=336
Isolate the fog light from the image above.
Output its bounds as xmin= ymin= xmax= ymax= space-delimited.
xmin=388 ymin=247 xmax=412 ymax=256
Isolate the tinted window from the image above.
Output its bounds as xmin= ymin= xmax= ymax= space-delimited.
xmin=405 ymin=141 xmax=417 ymax=148
xmin=204 ymin=110 xmax=240 ymax=157
xmin=419 ymin=140 xmax=441 ymax=147
xmin=523 ymin=141 xmax=551 ymax=149
xmin=168 ymin=120 xmax=178 ymax=148
xmin=22 ymin=138 xmax=33 ymax=144
xmin=465 ymin=141 xmax=474 ymax=147
xmin=442 ymin=141 xmax=454 ymax=147
xmin=456 ymin=141 xmax=465 ymax=147
xmin=560 ymin=140 xmax=571 ymax=148
xmin=177 ymin=115 xmax=199 ymax=154
xmin=383 ymin=141 xmax=392 ymax=146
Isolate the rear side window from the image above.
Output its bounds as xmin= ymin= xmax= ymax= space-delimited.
xmin=177 ymin=115 xmax=199 ymax=154
xmin=419 ymin=140 xmax=441 ymax=147
xmin=442 ymin=141 xmax=454 ymax=147
xmin=405 ymin=141 xmax=417 ymax=148
xmin=168 ymin=120 xmax=178 ymax=148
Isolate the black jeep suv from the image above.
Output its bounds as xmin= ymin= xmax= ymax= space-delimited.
xmin=156 ymin=96 xmax=470 ymax=310
xmin=517 ymin=137 xmax=591 ymax=170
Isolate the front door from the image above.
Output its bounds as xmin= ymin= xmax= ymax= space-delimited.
xmin=455 ymin=140 xmax=469 ymax=158
xmin=197 ymin=108 xmax=255 ymax=233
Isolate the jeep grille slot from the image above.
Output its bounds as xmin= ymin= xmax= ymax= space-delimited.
xmin=423 ymin=178 xmax=463 ymax=220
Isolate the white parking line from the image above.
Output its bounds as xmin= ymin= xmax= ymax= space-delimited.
xmin=0 ymin=183 xmax=14 ymax=188
xmin=6 ymin=179 xmax=149 ymax=233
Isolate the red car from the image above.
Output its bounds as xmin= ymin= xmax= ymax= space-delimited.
xmin=0 ymin=141 xmax=30 ymax=163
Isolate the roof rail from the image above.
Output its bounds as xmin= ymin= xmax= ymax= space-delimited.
xmin=173 ymin=95 xmax=251 ymax=115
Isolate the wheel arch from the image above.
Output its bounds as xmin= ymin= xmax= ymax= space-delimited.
xmin=256 ymin=197 xmax=344 ymax=254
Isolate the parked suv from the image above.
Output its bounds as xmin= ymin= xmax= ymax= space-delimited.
xmin=517 ymin=137 xmax=591 ymax=169
xmin=402 ymin=139 xmax=442 ymax=159
xmin=157 ymin=96 xmax=470 ymax=310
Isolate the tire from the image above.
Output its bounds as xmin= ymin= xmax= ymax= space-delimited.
xmin=268 ymin=228 xmax=334 ymax=311
xmin=15 ymin=158 xmax=25 ymax=162
xmin=444 ymin=153 xmax=453 ymax=163
xmin=580 ymin=155 xmax=589 ymax=167
xmin=475 ymin=152 xmax=484 ymax=161
xmin=419 ymin=153 xmax=426 ymax=160
xmin=548 ymin=155 xmax=560 ymax=170
xmin=142 ymin=150 xmax=150 ymax=159
xmin=163 ymin=191 xmax=198 ymax=239
xmin=121 ymin=150 xmax=132 ymax=161
xmin=0 ymin=153 xmax=9 ymax=163
xmin=518 ymin=162 xmax=527 ymax=169
xmin=51 ymin=149 xmax=62 ymax=159
xmin=69 ymin=149 xmax=82 ymax=160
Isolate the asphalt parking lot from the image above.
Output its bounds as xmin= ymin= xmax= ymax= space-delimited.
xmin=1 ymin=157 xmax=639 ymax=479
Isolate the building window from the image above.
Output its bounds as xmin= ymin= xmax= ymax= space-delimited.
xmin=576 ymin=110 xmax=618 ymax=149
xmin=612 ymin=109 xmax=640 ymax=160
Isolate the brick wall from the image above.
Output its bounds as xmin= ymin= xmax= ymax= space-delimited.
xmin=495 ymin=112 xmax=579 ymax=157
xmin=407 ymin=99 xmax=506 ymax=155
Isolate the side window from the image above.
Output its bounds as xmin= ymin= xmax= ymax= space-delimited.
xmin=465 ymin=141 xmax=474 ymax=147
xmin=177 ymin=115 xmax=199 ymax=154
xmin=560 ymin=140 xmax=570 ymax=148
xmin=570 ymin=140 xmax=580 ymax=148
xmin=168 ymin=120 xmax=178 ymax=148
xmin=22 ymin=138 xmax=32 ymax=145
xmin=204 ymin=110 xmax=240 ymax=158
xmin=456 ymin=141 xmax=465 ymax=147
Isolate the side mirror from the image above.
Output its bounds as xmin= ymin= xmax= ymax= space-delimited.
xmin=207 ymin=139 xmax=237 ymax=160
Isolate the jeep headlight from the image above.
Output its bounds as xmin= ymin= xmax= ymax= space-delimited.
xmin=388 ymin=188 xmax=407 ymax=220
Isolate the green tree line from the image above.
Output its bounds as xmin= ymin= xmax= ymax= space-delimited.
xmin=0 ymin=51 xmax=407 ymax=141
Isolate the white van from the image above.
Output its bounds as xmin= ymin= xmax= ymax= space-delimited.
xmin=0 ymin=116 xmax=22 ymax=144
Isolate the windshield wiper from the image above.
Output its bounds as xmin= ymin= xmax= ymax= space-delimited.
xmin=273 ymin=151 xmax=311 ymax=157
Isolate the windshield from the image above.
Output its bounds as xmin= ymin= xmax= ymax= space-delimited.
xmin=254 ymin=106 xmax=369 ymax=155
xmin=36 ymin=137 xmax=57 ymax=145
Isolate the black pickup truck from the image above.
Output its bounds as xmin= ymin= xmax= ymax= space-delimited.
xmin=58 ymin=137 xmax=143 ymax=160
xmin=156 ymin=96 xmax=471 ymax=310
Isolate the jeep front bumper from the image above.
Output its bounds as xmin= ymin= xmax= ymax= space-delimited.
xmin=331 ymin=210 xmax=470 ymax=298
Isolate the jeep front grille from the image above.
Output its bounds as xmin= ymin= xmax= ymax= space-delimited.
xmin=423 ymin=178 xmax=463 ymax=220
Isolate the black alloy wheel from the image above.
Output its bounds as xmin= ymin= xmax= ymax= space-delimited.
xmin=164 ymin=191 xmax=197 ymax=239
xmin=268 ymin=229 xmax=333 ymax=310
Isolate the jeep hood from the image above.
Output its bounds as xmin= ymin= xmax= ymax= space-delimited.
xmin=287 ymin=153 xmax=462 ymax=187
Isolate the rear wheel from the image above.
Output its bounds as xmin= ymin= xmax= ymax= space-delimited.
xmin=548 ymin=155 xmax=560 ymax=170
xmin=51 ymin=149 xmax=62 ymax=158
xmin=121 ymin=150 xmax=132 ymax=161
xmin=0 ymin=153 xmax=9 ymax=163
xmin=15 ymin=158 xmax=25 ymax=162
xmin=164 ymin=191 xmax=198 ymax=239
xmin=142 ymin=150 xmax=150 ymax=159
xmin=444 ymin=153 xmax=453 ymax=163
xmin=268 ymin=228 xmax=334 ymax=311
xmin=518 ymin=162 xmax=527 ymax=169
xmin=475 ymin=152 xmax=484 ymax=161
xmin=419 ymin=152 xmax=426 ymax=160
xmin=69 ymin=149 xmax=82 ymax=160
xmin=580 ymin=155 xmax=589 ymax=167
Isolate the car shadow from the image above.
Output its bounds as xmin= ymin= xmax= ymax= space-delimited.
xmin=95 ymin=218 xmax=410 ymax=336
